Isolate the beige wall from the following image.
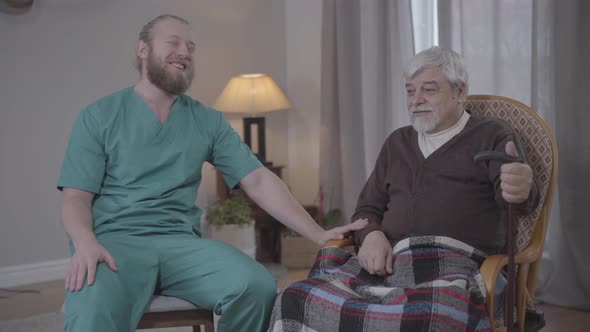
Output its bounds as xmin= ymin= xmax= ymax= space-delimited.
xmin=0 ymin=0 xmax=290 ymax=268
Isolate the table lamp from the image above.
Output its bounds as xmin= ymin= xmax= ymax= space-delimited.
xmin=214 ymin=73 xmax=291 ymax=165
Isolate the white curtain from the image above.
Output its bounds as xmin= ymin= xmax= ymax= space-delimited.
xmin=320 ymin=0 xmax=414 ymax=221
xmin=438 ymin=0 xmax=590 ymax=310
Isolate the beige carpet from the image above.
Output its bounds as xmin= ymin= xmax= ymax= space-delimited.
xmin=0 ymin=313 xmax=65 ymax=332
xmin=0 ymin=312 xmax=197 ymax=332
xmin=2 ymin=303 xmax=589 ymax=332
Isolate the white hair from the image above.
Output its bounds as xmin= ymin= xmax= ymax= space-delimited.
xmin=404 ymin=46 xmax=469 ymax=94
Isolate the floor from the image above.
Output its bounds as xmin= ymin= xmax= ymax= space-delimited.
xmin=1 ymin=268 xmax=589 ymax=331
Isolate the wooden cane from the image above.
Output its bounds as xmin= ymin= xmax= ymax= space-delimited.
xmin=474 ymin=148 xmax=524 ymax=332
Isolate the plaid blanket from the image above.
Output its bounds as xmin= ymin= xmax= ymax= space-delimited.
xmin=269 ymin=236 xmax=492 ymax=332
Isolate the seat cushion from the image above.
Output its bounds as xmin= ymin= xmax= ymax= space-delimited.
xmin=145 ymin=295 xmax=204 ymax=313
xmin=60 ymin=295 xmax=205 ymax=314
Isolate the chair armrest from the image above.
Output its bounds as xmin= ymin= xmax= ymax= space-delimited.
xmin=480 ymin=254 xmax=508 ymax=328
xmin=480 ymin=249 xmax=539 ymax=328
xmin=323 ymin=238 xmax=355 ymax=248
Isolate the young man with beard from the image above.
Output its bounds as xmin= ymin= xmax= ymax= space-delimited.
xmin=58 ymin=14 xmax=367 ymax=332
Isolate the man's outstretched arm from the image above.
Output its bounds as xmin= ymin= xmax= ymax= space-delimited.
xmin=239 ymin=167 xmax=368 ymax=247
xmin=61 ymin=188 xmax=118 ymax=292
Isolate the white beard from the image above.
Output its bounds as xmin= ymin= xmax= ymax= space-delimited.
xmin=410 ymin=105 xmax=440 ymax=134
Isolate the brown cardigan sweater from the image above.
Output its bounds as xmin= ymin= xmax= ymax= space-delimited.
xmin=352 ymin=114 xmax=540 ymax=255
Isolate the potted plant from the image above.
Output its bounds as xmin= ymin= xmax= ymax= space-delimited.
xmin=207 ymin=197 xmax=256 ymax=259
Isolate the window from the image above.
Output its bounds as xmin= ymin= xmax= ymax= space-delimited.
xmin=411 ymin=0 xmax=438 ymax=54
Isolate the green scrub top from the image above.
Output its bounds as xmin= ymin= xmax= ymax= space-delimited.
xmin=57 ymin=87 xmax=262 ymax=237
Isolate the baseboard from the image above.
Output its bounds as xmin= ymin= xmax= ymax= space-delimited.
xmin=0 ymin=258 xmax=69 ymax=288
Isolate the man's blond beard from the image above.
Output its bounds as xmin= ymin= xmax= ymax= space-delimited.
xmin=145 ymin=50 xmax=194 ymax=95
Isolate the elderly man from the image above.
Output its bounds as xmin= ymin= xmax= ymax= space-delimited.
xmin=58 ymin=14 xmax=366 ymax=332
xmin=269 ymin=46 xmax=539 ymax=331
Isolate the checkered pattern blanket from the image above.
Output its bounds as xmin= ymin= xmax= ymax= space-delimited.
xmin=269 ymin=236 xmax=492 ymax=332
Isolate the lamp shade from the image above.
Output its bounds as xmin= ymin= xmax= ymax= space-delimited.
xmin=213 ymin=73 xmax=291 ymax=114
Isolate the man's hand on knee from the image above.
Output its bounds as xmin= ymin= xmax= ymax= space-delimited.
xmin=358 ymin=231 xmax=393 ymax=276
xmin=66 ymin=240 xmax=118 ymax=292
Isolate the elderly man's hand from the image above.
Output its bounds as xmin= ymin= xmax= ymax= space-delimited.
xmin=358 ymin=230 xmax=393 ymax=276
xmin=500 ymin=141 xmax=533 ymax=204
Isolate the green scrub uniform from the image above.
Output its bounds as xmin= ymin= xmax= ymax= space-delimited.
xmin=58 ymin=87 xmax=275 ymax=332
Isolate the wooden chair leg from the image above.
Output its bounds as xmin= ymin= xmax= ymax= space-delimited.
xmin=206 ymin=319 xmax=214 ymax=332
xmin=192 ymin=320 xmax=214 ymax=332
xmin=517 ymin=267 xmax=527 ymax=332
xmin=526 ymin=260 xmax=541 ymax=302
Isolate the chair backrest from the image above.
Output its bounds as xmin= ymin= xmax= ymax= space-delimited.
xmin=464 ymin=95 xmax=558 ymax=255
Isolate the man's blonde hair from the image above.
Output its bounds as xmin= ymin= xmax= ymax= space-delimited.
xmin=135 ymin=14 xmax=190 ymax=72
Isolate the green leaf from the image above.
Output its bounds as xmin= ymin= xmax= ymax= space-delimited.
xmin=206 ymin=197 xmax=253 ymax=230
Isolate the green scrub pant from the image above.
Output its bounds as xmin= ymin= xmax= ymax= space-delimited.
xmin=64 ymin=233 xmax=277 ymax=332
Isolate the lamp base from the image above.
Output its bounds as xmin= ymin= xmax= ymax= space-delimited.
xmin=243 ymin=117 xmax=267 ymax=163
